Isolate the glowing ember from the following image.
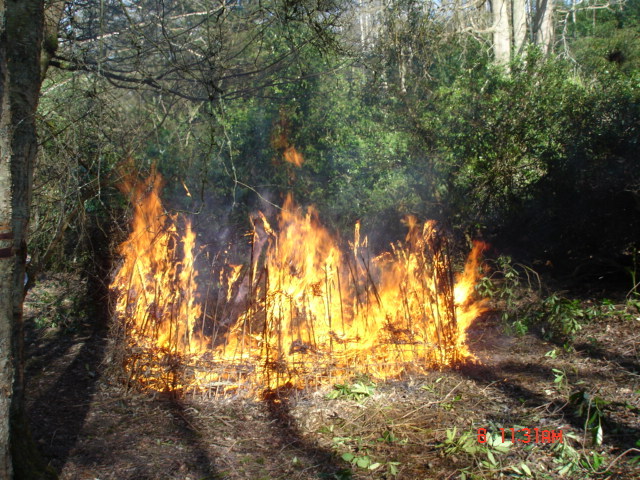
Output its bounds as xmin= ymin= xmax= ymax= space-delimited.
xmin=111 ymin=175 xmax=487 ymax=395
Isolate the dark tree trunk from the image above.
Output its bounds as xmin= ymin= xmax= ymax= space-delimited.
xmin=1 ymin=0 xmax=58 ymax=477
xmin=0 ymin=0 xmax=13 ymax=473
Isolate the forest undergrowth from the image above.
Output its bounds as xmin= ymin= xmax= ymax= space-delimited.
xmin=23 ymin=266 xmax=640 ymax=480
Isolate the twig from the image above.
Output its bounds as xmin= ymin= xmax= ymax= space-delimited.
xmin=399 ymin=380 xmax=464 ymax=420
xmin=591 ymin=448 xmax=640 ymax=475
xmin=480 ymin=380 xmax=502 ymax=393
xmin=626 ymin=281 xmax=640 ymax=299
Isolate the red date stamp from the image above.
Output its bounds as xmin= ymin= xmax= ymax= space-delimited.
xmin=477 ymin=427 xmax=563 ymax=444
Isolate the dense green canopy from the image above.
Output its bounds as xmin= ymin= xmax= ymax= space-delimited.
xmin=34 ymin=0 xmax=640 ymax=276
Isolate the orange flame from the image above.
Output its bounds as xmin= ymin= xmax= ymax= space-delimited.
xmin=111 ymin=173 xmax=204 ymax=391
xmin=283 ymin=145 xmax=304 ymax=167
xmin=112 ymin=177 xmax=487 ymax=395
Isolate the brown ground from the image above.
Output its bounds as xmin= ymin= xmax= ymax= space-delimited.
xmin=24 ymin=275 xmax=640 ymax=479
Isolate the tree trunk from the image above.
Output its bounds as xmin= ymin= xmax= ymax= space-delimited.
xmin=512 ymin=0 xmax=527 ymax=55
xmin=1 ymin=0 xmax=57 ymax=478
xmin=0 ymin=0 xmax=14 ymax=474
xmin=493 ymin=0 xmax=512 ymax=66
xmin=358 ymin=0 xmax=367 ymax=48
xmin=535 ymin=0 xmax=555 ymax=55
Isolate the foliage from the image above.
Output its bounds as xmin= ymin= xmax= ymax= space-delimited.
xmin=34 ymin=0 xmax=640 ymax=281
xmin=340 ymin=452 xmax=400 ymax=477
xmin=570 ymin=390 xmax=610 ymax=446
xmin=552 ymin=368 xmax=569 ymax=391
xmin=429 ymin=54 xmax=637 ymax=261
xmin=540 ymin=295 xmax=589 ymax=341
xmin=477 ymin=255 xmax=541 ymax=335
xmin=330 ymin=432 xmax=400 ymax=477
xmin=568 ymin=0 xmax=640 ymax=75
xmin=438 ymin=427 xmax=512 ymax=472
xmin=475 ymin=254 xmax=640 ymax=343
xmin=551 ymin=431 xmax=584 ymax=476
xmin=26 ymin=276 xmax=90 ymax=333
xmin=327 ymin=380 xmax=376 ymax=401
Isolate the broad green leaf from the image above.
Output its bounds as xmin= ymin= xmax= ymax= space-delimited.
xmin=341 ymin=452 xmax=354 ymax=462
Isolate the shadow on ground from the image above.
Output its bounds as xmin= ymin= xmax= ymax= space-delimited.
xmin=159 ymin=398 xmax=222 ymax=480
xmin=574 ymin=341 xmax=640 ymax=375
xmin=262 ymin=388 xmax=351 ymax=479
xmin=26 ymin=279 xmax=110 ymax=472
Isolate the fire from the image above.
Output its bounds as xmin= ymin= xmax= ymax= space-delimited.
xmin=283 ymin=145 xmax=304 ymax=167
xmin=111 ymin=172 xmax=205 ymax=391
xmin=112 ymin=175 xmax=487 ymax=395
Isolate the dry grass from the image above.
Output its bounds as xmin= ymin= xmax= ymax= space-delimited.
xmin=22 ymin=275 xmax=640 ymax=479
